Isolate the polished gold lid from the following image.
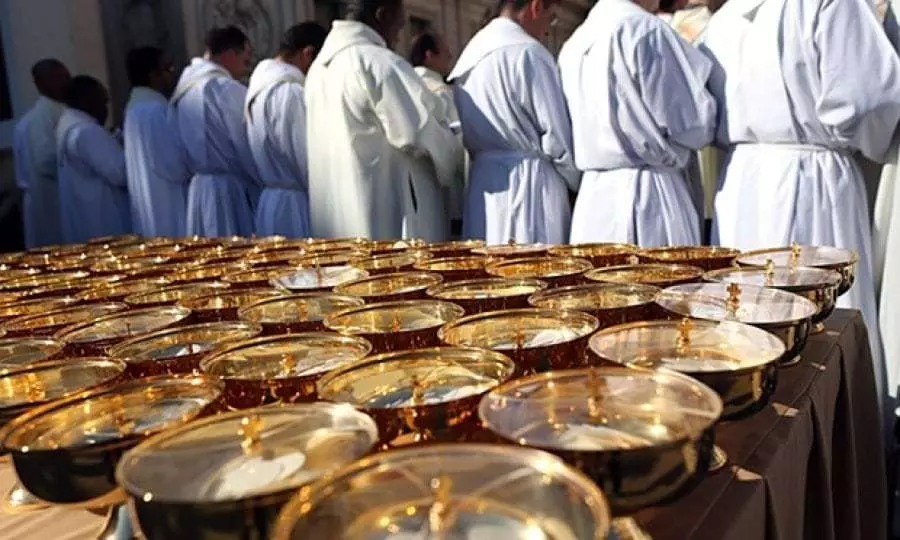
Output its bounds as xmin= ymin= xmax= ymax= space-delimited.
xmin=223 ymin=266 xmax=301 ymax=286
xmin=22 ymin=274 xmax=124 ymax=298
xmin=0 ymin=253 xmax=23 ymax=265
xmin=705 ymin=266 xmax=842 ymax=291
xmin=317 ymin=347 xmax=515 ymax=409
xmin=75 ymin=278 xmax=172 ymax=302
xmin=548 ymin=243 xmax=638 ymax=258
xmin=439 ymin=309 xmax=599 ymax=351
xmin=108 ymin=322 xmax=263 ymax=364
xmin=0 ymin=268 xmax=43 ymax=283
xmin=640 ymin=246 xmax=740 ymax=262
xmin=0 ymin=291 xmax=24 ymax=306
xmin=177 ymin=288 xmax=284 ymax=312
xmin=116 ymin=404 xmax=378 ymax=503
xmin=0 ymin=375 xmax=222 ymax=451
xmin=271 ymin=443 xmax=611 ymax=540
xmin=271 ymin=265 xmax=369 ymax=291
xmin=656 ymin=283 xmax=818 ymax=325
xmin=0 ymin=271 xmax=91 ymax=292
xmin=737 ymin=244 xmax=858 ymax=269
xmin=351 ymin=251 xmax=433 ymax=272
xmin=365 ymin=239 xmax=424 ymax=253
xmin=413 ymin=256 xmax=490 ymax=273
xmin=89 ymin=255 xmax=170 ymax=274
xmin=201 ymin=333 xmax=372 ymax=380
xmin=589 ymin=319 xmax=785 ymax=373
xmin=45 ymin=254 xmax=97 ymax=272
xmin=471 ymin=243 xmax=551 ymax=257
xmin=426 ymin=278 xmax=548 ymax=300
xmin=124 ymin=282 xmax=232 ymax=307
xmin=325 ymin=300 xmax=465 ymax=335
xmin=585 ymin=264 xmax=703 ymax=285
xmin=479 ymin=367 xmax=722 ymax=452
xmin=0 ymin=296 xmax=79 ymax=320
xmin=0 ymin=357 xmax=126 ymax=411
xmin=242 ymin=250 xmax=306 ymax=267
xmin=422 ymin=239 xmax=485 ymax=253
xmin=486 ymin=257 xmax=593 ymax=280
xmin=168 ymin=266 xmax=230 ymax=283
xmin=56 ymin=306 xmax=193 ymax=344
xmin=0 ymin=338 xmax=64 ymax=374
xmin=239 ymin=294 xmax=365 ymax=324
xmin=334 ymin=272 xmax=443 ymax=298
xmin=2 ymin=302 xmax=128 ymax=334
xmin=292 ymin=250 xmax=368 ymax=268
xmin=528 ymin=283 xmax=659 ymax=312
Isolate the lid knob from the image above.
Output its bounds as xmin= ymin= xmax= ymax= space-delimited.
xmin=429 ymin=475 xmax=453 ymax=533
xmin=587 ymin=368 xmax=604 ymax=420
xmin=765 ymin=258 xmax=775 ymax=285
xmin=507 ymin=238 xmax=516 ymax=246
xmin=390 ymin=311 xmax=402 ymax=332
xmin=514 ymin=326 xmax=525 ymax=351
xmin=239 ymin=414 xmax=264 ymax=455
xmin=294 ymin=301 xmax=308 ymax=321
xmin=23 ymin=373 xmax=46 ymax=402
xmin=677 ymin=318 xmax=693 ymax=349
xmin=790 ymin=242 xmax=801 ymax=269
xmin=280 ymin=353 xmax=297 ymax=377
xmin=726 ymin=283 xmax=741 ymax=317
xmin=627 ymin=255 xmax=640 ymax=265
xmin=411 ymin=374 xmax=426 ymax=407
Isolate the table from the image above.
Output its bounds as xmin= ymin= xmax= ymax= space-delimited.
xmin=0 ymin=310 xmax=885 ymax=540
xmin=633 ymin=309 xmax=887 ymax=540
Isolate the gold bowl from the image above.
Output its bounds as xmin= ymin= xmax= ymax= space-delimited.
xmin=486 ymin=256 xmax=593 ymax=288
xmin=177 ymin=288 xmax=284 ymax=323
xmin=124 ymin=282 xmax=232 ymax=308
xmin=334 ymin=271 xmax=443 ymax=303
xmin=426 ymin=277 xmax=548 ymax=315
xmin=736 ymin=244 xmax=858 ymax=296
xmin=2 ymin=302 xmax=128 ymax=338
xmin=549 ymin=243 xmax=639 ymax=268
xmin=55 ymin=306 xmax=193 ymax=357
xmin=585 ymin=264 xmax=704 ymax=288
xmin=638 ymin=246 xmax=741 ymax=271
xmin=529 ymin=282 xmax=662 ymax=329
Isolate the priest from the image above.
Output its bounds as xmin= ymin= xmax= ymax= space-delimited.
xmin=704 ymin=0 xmax=900 ymax=405
xmin=246 ymin=22 xmax=327 ymax=238
xmin=449 ymin=0 xmax=578 ymax=245
xmin=123 ymin=47 xmax=190 ymax=237
xmin=559 ymin=0 xmax=715 ymax=247
xmin=171 ymin=26 xmax=259 ymax=237
xmin=305 ymin=0 xmax=459 ymax=241
xmin=57 ymin=76 xmax=131 ymax=243
xmin=12 ymin=59 xmax=70 ymax=248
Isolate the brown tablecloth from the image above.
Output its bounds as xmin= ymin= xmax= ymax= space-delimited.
xmin=0 ymin=310 xmax=884 ymax=540
xmin=634 ymin=309 xmax=887 ymax=540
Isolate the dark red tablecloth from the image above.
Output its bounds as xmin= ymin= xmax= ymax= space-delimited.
xmin=633 ymin=309 xmax=886 ymax=540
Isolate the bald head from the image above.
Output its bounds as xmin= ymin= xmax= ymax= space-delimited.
xmin=344 ymin=0 xmax=406 ymax=48
xmin=31 ymin=59 xmax=71 ymax=102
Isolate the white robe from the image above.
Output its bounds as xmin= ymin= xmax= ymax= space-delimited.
xmin=12 ymin=96 xmax=65 ymax=248
xmin=704 ymin=0 xmax=900 ymax=405
xmin=124 ymin=87 xmax=191 ymax=237
xmin=171 ymin=58 xmax=259 ymax=238
xmin=560 ymin=0 xmax=715 ymax=247
xmin=305 ymin=21 xmax=458 ymax=242
xmin=245 ymin=59 xmax=311 ymax=238
xmin=414 ymin=66 xmax=466 ymax=224
xmin=872 ymin=0 xmax=900 ymax=399
xmin=56 ymin=108 xmax=131 ymax=243
xmin=449 ymin=18 xmax=579 ymax=246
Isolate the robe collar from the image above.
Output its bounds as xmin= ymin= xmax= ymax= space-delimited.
xmin=315 ymin=20 xmax=387 ymax=67
xmin=127 ymin=86 xmax=167 ymax=108
xmin=448 ymin=18 xmax=539 ymax=81
xmin=414 ymin=66 xmax=446 ymax=86
xmin=56 ymin=108 xmax=99 ymax=153
xmin=245 ymin=58 xmax=306 ymax=118
xmin=171 ymin=57 xmax=232 ymax=104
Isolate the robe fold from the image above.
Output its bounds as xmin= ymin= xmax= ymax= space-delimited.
xmin=704 ymin=0 xmax=900 ymax=405
xmin=13 ymin=96 xmax=65 ymax=248
xmin=56 ymin=108 xmax=131 ymax=243
xmin=306 ymin=20 xmax=459 ymax=242
xmin=450 ymin=17 xmax=578 ymax=245
xmin=124 ymin=87 xmax=191 ymax=237
xmin=414 ymin=66 xmax=466 ymax=224
xmin=171 ymin=58 xmax=259 ymax=238
xmin=245 ymin=59 xmax=311 ymax=238
xmin=560 ymin=0 xmax=715 ymax=247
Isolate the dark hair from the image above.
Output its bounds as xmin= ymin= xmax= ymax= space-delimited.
xmin=31 ymin=58 xmax=68 ymax=93
xmin=409 ymin=33 xmax=439 ymax=68
xmin=344 ymin=0 xmax=398 ymax=22
xmin=658 ymin=0 xmax=679 ymax=12
xmin=278 ymin=22 xmax=328 ymax=56
xmin=126 ymin=46 xmax=165 ymax=87
xmin=204 ymin=25 xmax=249 ymax=55
xmin=495 ymin=0 xmax=560 ymax=14
xmin=65 ymin=75 xmax=105 ymax=110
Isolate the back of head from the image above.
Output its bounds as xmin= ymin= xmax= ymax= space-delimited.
xmin=408 ymin=33 xmax=438 ymax=68
xmin=65 ymin=75 xmax=108 ymax=125
xmin=344 ymin=0 xmax=384 ymax=23
xmin=495 ymin=0 xmax=560 ymax=38
xmin=343 ymin=0 xmax=405 ymax=48
xmin=126 ymin=46 xmax=164 ymax=88
xmin=205 ymin=25 xmax=249 ymax=56
xmin=279 ymin=22 xmax=328 ymax=57
xmin=31 ymin=58 xmax=71 ymax=102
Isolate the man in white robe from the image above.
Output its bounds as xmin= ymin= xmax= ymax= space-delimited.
xmin=305 ymin=0 xmax=459 ymax=242
xmin=704 ymin=0 xmax=900 ymax=405
xmin=560 ymin=0 xmax=716 ymax=247
xmin=12 ymin=59 xmax=70 ymax=248
xmin=450 ymin=0 xmax=579 ymax=245
xmin=171 ymin=26 xmax=259 ymax=238
xmin=409 ymin=31 xmax=466 ymax=237
xmin=246 ymin=22 xmax=327 ymax=238
xmin=57 ymin=76 xmax=131 ymax=243
xmin=123 ymin=47 xmax=190 ymax=237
